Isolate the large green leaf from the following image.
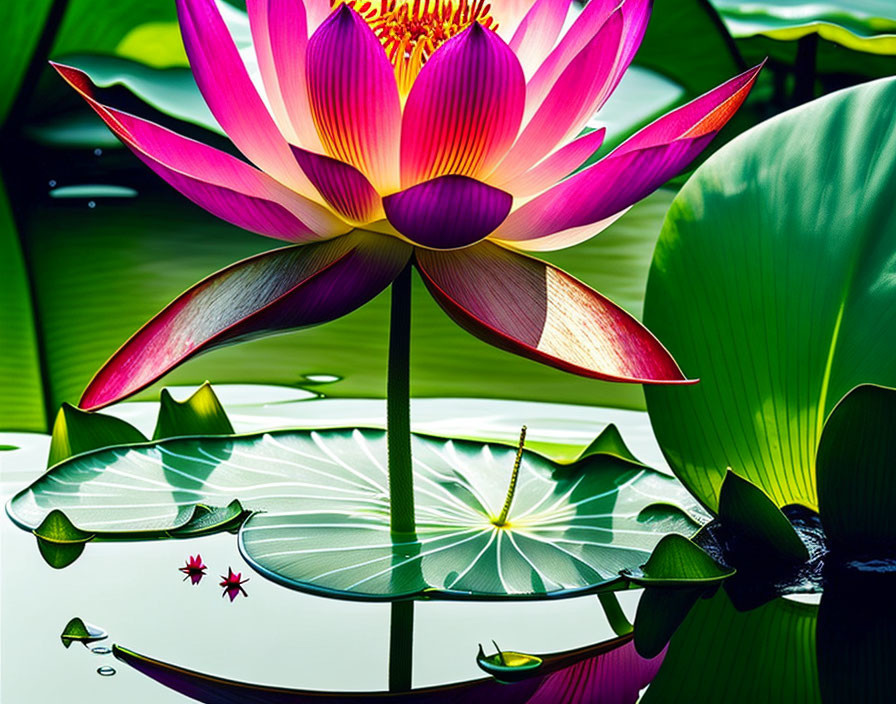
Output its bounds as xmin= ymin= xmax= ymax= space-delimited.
xmin=816 ymin=384 xmax=896 ymax=555
xmin=0 ymin=177 xmax=45 ymax=431
xmin=7 ymin=428 xmax=699 ymax=600
xmin=641 ymin=591 xmax=820 ymax=703
xmin=643 ymin=77 xmax=896 ymax=512
xmin=0 ymin=0 xmax=54 ymax=123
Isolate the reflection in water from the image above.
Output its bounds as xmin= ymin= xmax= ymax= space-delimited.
xmin=179 ymin=554 xmax=208 ymax=585
xmin=219 ymin=568 xmax=249 ymax=602
xmin=639 ymin=569 xmax=896 ymax=703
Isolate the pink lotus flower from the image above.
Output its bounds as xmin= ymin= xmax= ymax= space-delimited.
xmin=219 ymin=567 xmax=249 ymax=601
xmin=54 ymin=0 xmax=761 ymax=410
xmin=179 ymin=554 xmax=207 ymax=584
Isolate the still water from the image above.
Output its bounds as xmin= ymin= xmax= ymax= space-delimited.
xmin=2 ymin=385 xmax=658 ymax=703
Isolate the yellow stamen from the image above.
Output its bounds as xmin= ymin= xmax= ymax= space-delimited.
xmin=334 ymin=0 xmax=498 ymax=96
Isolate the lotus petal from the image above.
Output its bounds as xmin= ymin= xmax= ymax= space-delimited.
xmin=415 ymin=242 xmax=689 ymax=384
xmin=80 ymin=232 xmax=411 ymax=409
xmin=292 ymin=148 xmax=384 ymax=224
xmin=247 ymin=0 xmax=323 ymax=150
xmin=524 ymin=0 xmax=619 ymax=119
xmin=177 ymin=0 xmax=314 ymax=194
xmin=496 ymin=129 xmax=606 ymax=198
xmin=384 ymin=176 xmax=512 ymax=249
xmin=493 ymin=135 xmax=714 ymax=246
xmin=306 ymin=5 xmax=401 ymax=192
xmin=489 ymin=10 xmax=624 ymax=186
xmin=509 ymin=0 xmax=572 ymax=79
xmin=52 ymin=63 xmax=348 ymax=243
xmin=615 ymin=63 xmax=764 ymax=155
xmin=400 ymin=23 xmax=525 ymax=186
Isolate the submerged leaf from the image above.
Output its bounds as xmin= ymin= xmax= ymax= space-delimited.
xmin=153 ymin=383 xmax=234 ymax=440
xmin=8 ymin=428 xmax=700 ymax=600
xmin=47 ymin=402 xmax=146 ymax=467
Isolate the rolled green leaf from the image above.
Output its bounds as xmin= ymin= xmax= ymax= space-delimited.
xmin=153 ymin=382 xmax=233 ymax=439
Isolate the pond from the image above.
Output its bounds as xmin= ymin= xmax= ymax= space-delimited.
xmin=3 ymin=0 xmax=896 ymax=702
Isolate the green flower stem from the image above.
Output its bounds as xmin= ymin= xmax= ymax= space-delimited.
xmin=389 ymin=601 xmax=415 ymax=691
xmin=598 ymin=591 xmax=634 ymax=637
xmin=387 ymin=264 xmax=416 ymax=540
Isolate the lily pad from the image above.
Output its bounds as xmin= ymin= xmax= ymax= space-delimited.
xmin=7 ymin=428 xmax=700 ymax=600
xmin=623 ymin=534 xmax=734 ymax=586
xmin=60 ymin=617 xmax=107 ymax=648
xmin=643 ymin=77 xmax=896 ymax=512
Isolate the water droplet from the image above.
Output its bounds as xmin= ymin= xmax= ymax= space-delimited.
xmin=87 ymin=201 xmax=96 ymax=209
xmin=97 ymin=666 xmax=116 ymax=677
xmin=49 ymin=179 xmax=57 ymax=188
xmin=304 ymin=374 xmax=341 ymax=384
xmin=91 ymin=646 xmax=112 ymax=655
xmin=94 ymin=148 xmax=103 ymax=156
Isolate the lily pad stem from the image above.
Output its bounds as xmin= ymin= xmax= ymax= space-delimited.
xmin=493 ymin=426 xmax=527 ymax=527
xmin=387 ymin=264 xmax=416 ymax=539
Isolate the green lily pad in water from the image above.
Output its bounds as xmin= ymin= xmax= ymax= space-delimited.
xmin=7 ymin=427 xmax=700 ymax=600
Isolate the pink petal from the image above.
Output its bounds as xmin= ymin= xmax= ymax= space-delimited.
xmin=177 ymin=0 xmax=314 ymax=195
xmin=493 ymin=135 xmax=715 ymax=245
xmin=488 ymin=9 xmax=624 ymax=187
xmin=80 ymin=233 xmax=412 ymax=410
xmin=383 ymin=176 xmax=512 ymax=249
xmin=246 ymin=0 xmax=323 ymax=151
xmin=52 ymin=63 xmax=348 ymax=243
xmin=495 ymin=0 xmax=540 ymax=41
xmin=306 ymin=5 xmax=401 ymax=192
xmin=304 ymin=0 xmax=334 ymax=31
xmin=524 ymin=0 xmax=619 ymax=121
xmin=509 ymin=0 xmax=572 ymax=79
xmin=614 ymin=63 xmax=765 ymax=155
xmin=416 ymin=243 xmax=691 ymax=383
xmin=292 ymin=147 xmax=384 ymax=224
xmin=400 ymin=23 xmax=525 ymax=187
xmin=495 ymin=128 xmax=605 ymax=198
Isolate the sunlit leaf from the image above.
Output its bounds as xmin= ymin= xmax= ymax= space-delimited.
xmin=60 ymin=617 xmax=106 ymax=648
xmin=623 ymin=534 xmax=734 ymax=586
xmin=33 ymin=509 xmax=93 ymax=568
xmin=47 ymin=402 xmax=146 ymax=467
xmin=153 ymin=382 xmax=234 ymax=440
xmin=8 ymin=428 xmax=700 ymax=600
xmin=643 ymin=77 xmax=896 ymax=512
xmin=816 ymin=384 xmax=896 ymax=555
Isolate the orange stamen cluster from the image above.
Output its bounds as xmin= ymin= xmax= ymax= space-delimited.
xmin=335 ymin=0 xmax=498 ymax=95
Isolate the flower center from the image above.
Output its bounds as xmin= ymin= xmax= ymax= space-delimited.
xmin=334 ymin=0 xmax=498 ymax=95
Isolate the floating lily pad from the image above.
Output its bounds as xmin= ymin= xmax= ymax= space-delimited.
xmin=60 ymin=617 xmax=107 ymax=648
xmin=7 ymin=428 xmax=700 ymax=600
xmin=623 ymin=534 xmax=734 ymax=586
